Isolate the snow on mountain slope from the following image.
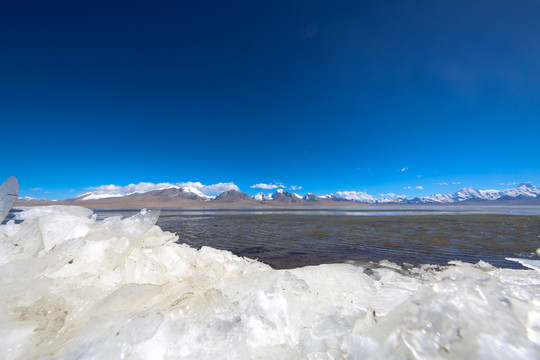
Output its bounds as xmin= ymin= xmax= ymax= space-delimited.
xmin=301 ymin=183 xmax=539 ymax=204
xmin=272 ymin=189 xmax=304 ymax=202
xmin=499 ymin=183 xmax=540 ymax=198
xmin=73 ymin=183 xmax=180 ymax=201
xmin=20 ymin=181 xmax=540 ymax=205
xmin=179 ymin=186 xmax=210 ymax=200
xmin=71 ymin=182 xmax=239 ymax=201
xmin=416 ymin=183 xmax=540 ymax=203
xmin=303 ymin=193 xmax=321 ymax=201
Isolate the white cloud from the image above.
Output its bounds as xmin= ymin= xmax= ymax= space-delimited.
xmin=19 ymin=196 xmax=37 ymax=200
xmin=380 ymin=193 xmax=396 ymax=198
xmin=176 ymin=181 xmax=239 ymax=195
xmin=416 ymin=186 xmax=424 ymax=190
xmin=499 ymin=182 xmax=517 ymax=186
xmin=88 ymin=182 xmax=177 ymax=198
xmin=441 ymin=181 xmax=461 ymax=185
xmin=87 ymin=181 xmax=239 ymax=197
xmin=400 ymin=167 xmax=408 ymax=172
xmin=250 ymin=183 xmax=285 ymax=190
xmin=289 ymin=185 xmax=302 ymax=190
xmin=30 ymin=187 xmax=41 ymax=191
xmin=336 ymin=191 xmax=375 ymax=202
xmin=403 ymin=186 xmax=412 ymax=190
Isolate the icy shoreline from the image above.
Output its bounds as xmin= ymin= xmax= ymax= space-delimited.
xmin=1 ymin=206 xmax=539 ymax=359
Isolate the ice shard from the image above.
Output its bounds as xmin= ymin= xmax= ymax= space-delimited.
xmin=0 ymin=176 xmax=18 ymax=223
xmin=506 ymin=257 xmax=540 ymax=272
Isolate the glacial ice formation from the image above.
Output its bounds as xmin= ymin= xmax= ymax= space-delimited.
xmin=0 ymin=176 xmax=18 ymax=223
xmin=0 ymin=205 xmax=539 ymax=359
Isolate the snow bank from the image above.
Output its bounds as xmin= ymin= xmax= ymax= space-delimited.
xmin=1 ymin=206 xmax=539 ymax=359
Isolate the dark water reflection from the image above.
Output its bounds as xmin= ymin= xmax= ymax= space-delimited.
xmin=148 ymin=212 xmax=540 ymax=269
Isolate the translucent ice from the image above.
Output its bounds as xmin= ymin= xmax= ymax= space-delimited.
xmin=0 ymin=206 xmax=539 ymax=359
xmin=0 ymin=176 xmax=18 ymax=223
xmin=507 ymin=257 xmax=540 ymax=272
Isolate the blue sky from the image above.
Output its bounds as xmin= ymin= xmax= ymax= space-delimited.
xmin=1 ymin=0 xmax=539 ymax=200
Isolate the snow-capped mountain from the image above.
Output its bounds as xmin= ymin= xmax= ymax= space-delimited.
xmin=303 ymin=193 xmax=321 ymax=201
xmin=409 ymin=183 xmax=540 ymax=204
xmin=303 ymin=183 xmax=540 ymax=204
xmin=375 ymin=196 xmax=407 ymax=204
xmin=213 ymin=189 xmax=254 ymax=203
xmin=15 ymin=182 xmax=540 ymax=207
xmin=139 ymin=187 xmax=214 ymax=201
xmin=303 ymin=193 xmax=348 ymax=202
xmin=496 ymin=183 xmax=540 ymax=199
xmin=70 ymin=184 xmax=214 ymax=202
xmin=252 ymin=189 xmax=304 ymax=202
xmin=269 ymin=189 xmax=303 ymax=202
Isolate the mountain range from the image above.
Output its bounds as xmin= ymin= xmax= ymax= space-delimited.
xmin=406 ymin=183 xmax=540 ymax=204
xmin=15 ymin=183 xmax=540 ymax=207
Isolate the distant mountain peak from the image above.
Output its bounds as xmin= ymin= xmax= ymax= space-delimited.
xmin=272 ymin=189 xmax=303 ymax=203
xmin=213 ymin=189 xmax=253 ymax=203
xmin=303 ymin=193 xmax=322 ymax=201
xmin=407 ymin=183 xmax=540 ymax=204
